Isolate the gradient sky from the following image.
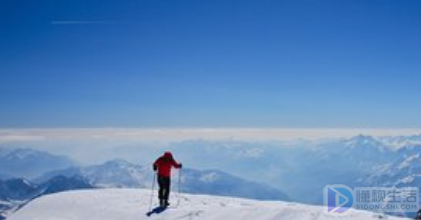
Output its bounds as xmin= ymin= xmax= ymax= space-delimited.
xmin=1 ymin=0 xmax=421 ymax=128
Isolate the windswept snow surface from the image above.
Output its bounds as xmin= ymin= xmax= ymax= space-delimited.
xmin=9 ymin=189 xmax=407 ymax=220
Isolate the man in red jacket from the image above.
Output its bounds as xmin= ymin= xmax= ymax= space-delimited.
xmin=153 ymin=151 xmax=182 ymax=207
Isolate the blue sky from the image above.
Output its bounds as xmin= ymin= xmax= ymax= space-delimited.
xmin=1 ymin=0 xmax=421 ymax=128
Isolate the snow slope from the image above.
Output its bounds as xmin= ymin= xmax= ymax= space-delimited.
xmin=8 ymin=189 xmax=408 ymax=220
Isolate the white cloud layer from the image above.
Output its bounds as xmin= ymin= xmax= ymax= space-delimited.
xmin=1 ymin=128 xmax=421 ymax=143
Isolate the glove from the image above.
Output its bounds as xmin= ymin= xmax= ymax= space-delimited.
xmin=153 ymin=164 xmax=157 ymax=171
xmin=179 ymin=163 xmax=183 ymax=169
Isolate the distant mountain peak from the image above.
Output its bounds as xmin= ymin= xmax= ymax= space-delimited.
xmin=0 ymin=148 xmax=76 ymax=179
xmin=4 ymin=178 xmax=34 ymax=187
xmin=343 ymin=135 xmax=387 ymax=151
xmin=346 ymin=134 xmax=379 ymax=144
xmin=99 ymin=159 xmax=143 ymax=172
xmin=103 ymin=159 xmax=133 ymax=167
xmin=199 ymin=172 xmax=220 ymax=183
xmin=5 ymin=148 xmax=47 ymax=160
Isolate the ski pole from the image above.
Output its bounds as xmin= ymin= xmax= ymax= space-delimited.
xmin=178 ymin=167 xmax=182 ymax=195
xmin=176 ymin=167 xmax=182 ymax=207
xmin=148 ymin=171 xmax=156 ymax=212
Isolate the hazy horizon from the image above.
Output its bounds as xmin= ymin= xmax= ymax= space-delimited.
xmin=1 ymin=128 xmax=421 ymax=142
xmin=1 ymin=127 xmax=421 ymax=165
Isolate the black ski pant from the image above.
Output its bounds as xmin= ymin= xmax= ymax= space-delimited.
xmin=157 ymin=175 xmax=171 ymax=201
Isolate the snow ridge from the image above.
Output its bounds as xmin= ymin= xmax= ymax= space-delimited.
xmin=8 ymin=189 xmax=407 ymax=220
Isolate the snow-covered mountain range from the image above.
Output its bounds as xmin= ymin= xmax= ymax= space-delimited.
xmin=0 ymin=147 xmax=290 ymax=219
xmin=8 ymin=189 xmax=406 ymax=220
xmin=164 ymin=134 xmax=421 ymax=204
xmin=357 ymin=144 xmax=421 ymax=188
xmin=0 ymin=148 xmax=75 ymax=179
xmin=2 ymin=134 xmax=421 ymax=219
xmin=36 ymin=159 xmax=289 ymax=201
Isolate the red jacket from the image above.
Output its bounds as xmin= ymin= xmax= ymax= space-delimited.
xmin=153 ymin=152 xmax=181 ymax=177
